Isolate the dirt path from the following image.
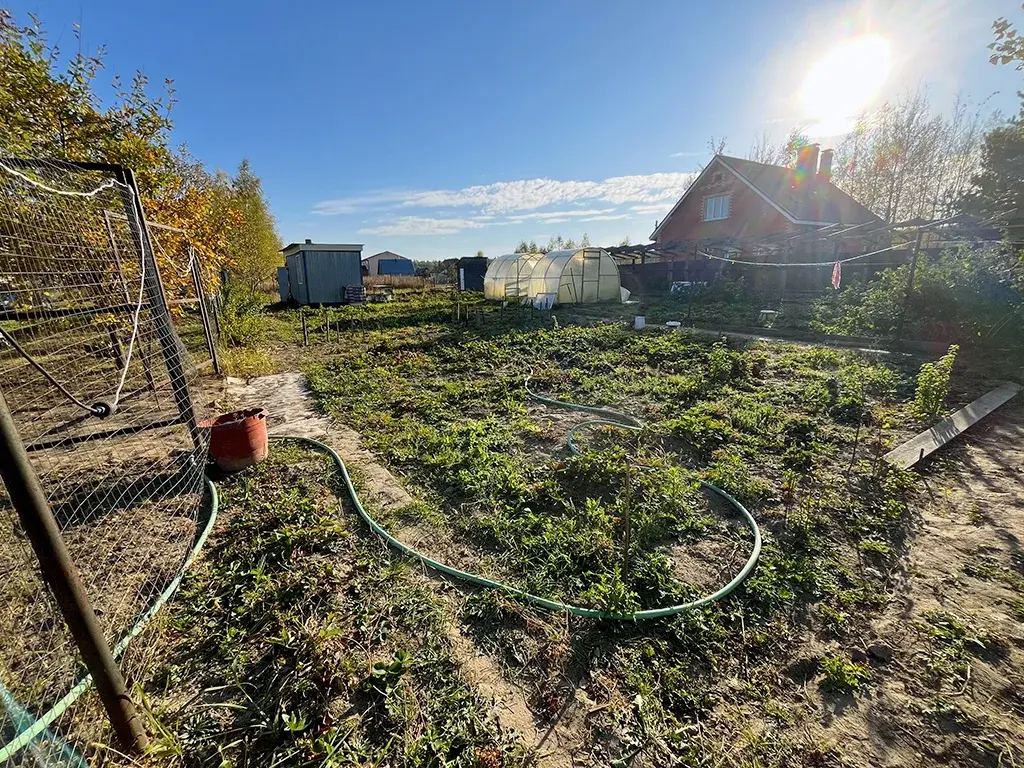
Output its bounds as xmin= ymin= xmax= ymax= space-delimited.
xmin=806 ymin=401 xmax=1024 ymax=767
xmin=214 ymin=372 xmax=580 ymax=765
xmin=217 ymin=372 xmax=413 ymax=512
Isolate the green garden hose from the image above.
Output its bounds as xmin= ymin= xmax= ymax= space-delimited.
xmin=279 ymin=377 xmax=762 ymax=620
xmin=0 ymin=383 xmax=762 ymax=762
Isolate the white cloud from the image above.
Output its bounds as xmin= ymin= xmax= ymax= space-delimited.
xmin=312 ymin=191 xmax=412 ymax=215
xmin=313 ymin=172 xmax=697 ymax=216
xmin=578 ymin=214 xmax=632 ymax=222
xmin=631 ymin=203 xmax=671 ymax=215
xmin=669 ymin=150 xmax=706 ymax=158
xmin=506 ymin=208 xmax=616 ymax=223
xmin=357 ymin=216 xmax=486 ymax=236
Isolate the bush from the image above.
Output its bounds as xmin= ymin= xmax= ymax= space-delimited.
xmin=810 ymin=246 xmax=1023 ymax=344
xmin=912 ymin=344 xmax=959 ymax=419
xmin=219 ymin=284 xmax=267 ymax=347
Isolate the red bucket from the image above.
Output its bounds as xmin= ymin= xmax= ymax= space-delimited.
xmin=199 ymin=408 xmax=269 ymax=472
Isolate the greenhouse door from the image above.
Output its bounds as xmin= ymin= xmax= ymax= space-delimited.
xmin=581 ymin=250 xmax=601 ymax=302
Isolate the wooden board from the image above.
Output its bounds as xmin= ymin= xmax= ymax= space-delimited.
xmin=884 ymin=381 xmax=1022 ymax=469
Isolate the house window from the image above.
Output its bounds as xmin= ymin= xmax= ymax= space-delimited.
xmin=704 ymin=194 xmax=730 ymax=221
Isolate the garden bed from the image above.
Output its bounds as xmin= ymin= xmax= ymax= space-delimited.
xmin=118 ymin=291 xmax=1024 ymax=766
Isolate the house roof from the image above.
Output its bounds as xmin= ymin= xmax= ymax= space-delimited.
xmin=651 ymin=154 xmax=880 ymax=240
xmin=364 ymin=250 xmax=409 ymax=262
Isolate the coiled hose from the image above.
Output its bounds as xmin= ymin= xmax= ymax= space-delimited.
xmin=281 ymin=376 xmax=762 ymax=620
xmin=0 ymin=384 xmax=762 ymax=760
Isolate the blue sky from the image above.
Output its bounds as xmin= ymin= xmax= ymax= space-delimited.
xmin=11 ymin=0 xmax=1022 ymax=259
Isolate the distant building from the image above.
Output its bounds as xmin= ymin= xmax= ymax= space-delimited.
xmin=279 ymin=240 xmax=363 ymax=305
xmin=362 ymin=250 xmax=415 ymax=276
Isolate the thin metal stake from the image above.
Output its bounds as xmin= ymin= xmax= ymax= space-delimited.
xmin=895 ymin=228 xmax=924 ymax=344
xmin=301 ymin=313 xmax=309 ymax=346
xmin=0 ymin=391 xmax=148 ymax=754
xmin=622 ymin=465 xmax=633 ymax=575
xmin=190 ymin=246 xmax=220 ymax=375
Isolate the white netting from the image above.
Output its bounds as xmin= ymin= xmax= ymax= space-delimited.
xmin=0 ymin=159 xmax=210 ymax=761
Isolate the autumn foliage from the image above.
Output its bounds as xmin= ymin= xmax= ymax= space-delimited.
xmin=0 ymin=10 xmax=279 ymax=296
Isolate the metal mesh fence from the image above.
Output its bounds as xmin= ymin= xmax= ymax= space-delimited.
xmin=0 ymin=159 xmax=210 ymax=761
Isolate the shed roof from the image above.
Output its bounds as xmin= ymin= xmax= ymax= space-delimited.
xmin=282 ymin=242 xmax=364 ymax=256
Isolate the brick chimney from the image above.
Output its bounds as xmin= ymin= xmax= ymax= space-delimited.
xmin=818 ymin=149 xmax=834 ymax=182
xmin=795 ymin=144 xmax=820 ymax=180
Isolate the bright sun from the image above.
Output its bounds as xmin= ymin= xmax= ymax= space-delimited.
xmin=801 ymin=35 xmax=891 ymax=133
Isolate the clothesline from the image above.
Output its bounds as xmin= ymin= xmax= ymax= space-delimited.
xmin=694 ymin=243 xmax=908 ymax=268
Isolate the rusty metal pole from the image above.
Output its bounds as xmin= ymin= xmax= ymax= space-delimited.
xmin=120 ymin=168 xmax=200 ymax=447
xmin=0 ymin=390 xmax=148 ymax=753
xmin=189 ymin=246 xmax=220 ymax=375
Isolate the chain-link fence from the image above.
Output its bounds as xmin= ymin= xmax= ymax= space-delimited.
xmin=0 ymin=158 xmax=212 ymax=762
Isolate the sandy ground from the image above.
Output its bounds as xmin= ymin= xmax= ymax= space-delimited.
xmin=794 ymin=400 xmax=1024 ymax=767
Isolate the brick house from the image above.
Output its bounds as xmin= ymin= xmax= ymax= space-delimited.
xmin=650 ymin=147 xmax=884 ymax=292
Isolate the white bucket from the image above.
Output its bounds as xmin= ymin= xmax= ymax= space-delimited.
xmin=633 ymin=316 xmax=646 ymax=330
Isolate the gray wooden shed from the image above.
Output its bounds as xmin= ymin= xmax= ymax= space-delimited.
xmin=280 ymin=240 xmax=364 ymax=305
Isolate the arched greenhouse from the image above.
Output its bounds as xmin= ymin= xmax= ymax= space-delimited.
xmin=484 ymin=248 xmax=622 ymax=306
xmin=483 ymin=252 xmax=543 ymax=300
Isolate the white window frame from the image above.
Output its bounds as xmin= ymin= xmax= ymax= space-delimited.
xmin=704 ymin=194 xmax=730 ymax=221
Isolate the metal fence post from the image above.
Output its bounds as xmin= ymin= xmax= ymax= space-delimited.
xmin=896 ymin=228 xmax=924 ymax=344
xmin=119 ymin=168 xmax=200 ymax=447
xmin=189 ymin=245 xmax=221 ymax=375
xmin=0 ymin=390 xmax=149 ymax=754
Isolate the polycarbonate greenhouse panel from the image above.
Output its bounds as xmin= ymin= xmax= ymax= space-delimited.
xmin=529 ymin=249 xmax=622 ymax=305
xmin=484 ymin=253 xmax=543 ymax=300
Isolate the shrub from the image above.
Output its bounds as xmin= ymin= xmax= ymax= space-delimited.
xmin=810 ymin=247 xmax=1023 ymax=344
xmin=912 ymin=345 xmax=959 ymax=419
xmin=219 ymin=284 xmax=267 ymax=347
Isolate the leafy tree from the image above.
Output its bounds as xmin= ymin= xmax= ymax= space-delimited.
xmin=747 ymin=127 xmax=807 ymax=167
xmin=581 ymin=233 xmax=591 ymax=247
xmin=0 ymin=10 xmax=278 ymax=294
xmin=832 ymin=89 xmax=995 ymax=221
xmin=961 ymin=8 xmax=1024 ymax=230
xmin=990 ymin=10 xmax=1024 ymax=69
xmin=618 ymin=236 xmax=632 ymax=247
xmin=957 ymin=121 xmax=1024 ymax=228
xmin=225 ymin=159 xmax=282 ymax=289
xmin=476 ymin=249 xmax=484 ymax=258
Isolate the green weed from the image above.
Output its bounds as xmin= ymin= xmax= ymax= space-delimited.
xmin=913 ymin=344 xmax=959 ymax=419
xmin=819 ymin=653 xmax=870 ymax=693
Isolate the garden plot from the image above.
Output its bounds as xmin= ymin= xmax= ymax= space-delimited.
xmin=119 ymin=293 xmax=1024 ymax=767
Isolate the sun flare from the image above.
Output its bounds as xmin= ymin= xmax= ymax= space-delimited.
xmin=801 ymin=35 xmax=891 ymax=131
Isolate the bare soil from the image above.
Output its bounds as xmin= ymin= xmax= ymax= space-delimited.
xmin=756 ymin=400 xmax=1024 ymax=767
